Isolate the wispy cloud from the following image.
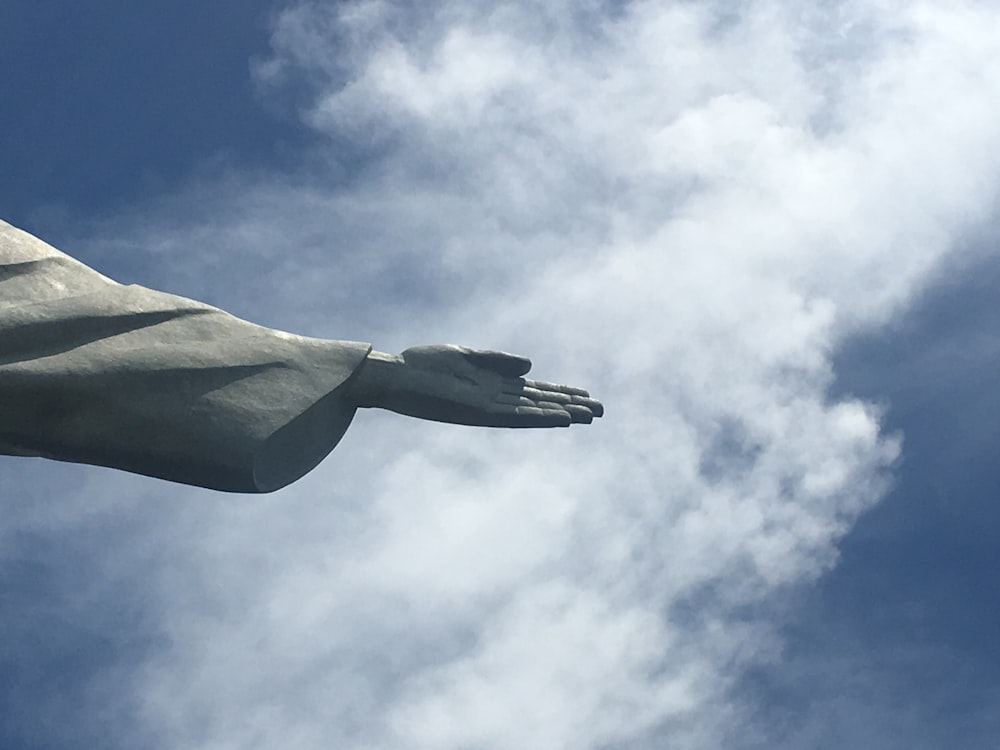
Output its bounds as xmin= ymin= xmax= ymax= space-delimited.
xmin=10 ymin=1 xmax=1000 ymax=748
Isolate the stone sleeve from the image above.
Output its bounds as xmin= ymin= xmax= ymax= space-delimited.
xmin=0 ymin=219 xmax=372 ymax=492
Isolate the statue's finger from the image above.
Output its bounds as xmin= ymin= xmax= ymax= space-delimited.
xmin=465 ymin=349 xmax=533 ymax=377
xmin=485 ymin=403 xmax=570 ymax=427
xmin=570 ymin=396 xmax=604 ymax=417
xmin=524 ymin=379 xmax=590 ymax=397
xmin=564 ymin=404 xmax=594 ymax=424
xmin=521 ymin=386 xmax=573 ymax=405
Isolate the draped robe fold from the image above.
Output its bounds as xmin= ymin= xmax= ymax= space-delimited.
xmin=0 ymin=220 xmax=372 ymax=492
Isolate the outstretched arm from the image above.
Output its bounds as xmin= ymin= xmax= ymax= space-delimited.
xmin=344 ymin=345 xmax=603 ymax=428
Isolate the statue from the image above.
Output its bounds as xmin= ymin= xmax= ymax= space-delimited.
xmin=0 ymin=220 xmax=602 ymax=492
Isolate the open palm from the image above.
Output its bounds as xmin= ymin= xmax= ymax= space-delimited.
xmin=350 ymin=344 xmax=603 ymax=428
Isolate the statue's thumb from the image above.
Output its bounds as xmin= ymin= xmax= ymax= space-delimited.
xmin=464 ymin=349 xmax=532 ymax=377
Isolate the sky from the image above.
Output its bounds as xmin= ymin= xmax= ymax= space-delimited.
xmin=2 ymin=1 xmax=1000 ymax=748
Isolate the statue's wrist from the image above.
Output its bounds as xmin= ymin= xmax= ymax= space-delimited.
xmin=344 ymin=350 xmax=406 ymax=408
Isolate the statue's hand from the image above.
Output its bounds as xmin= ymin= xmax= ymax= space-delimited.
xmin=348 ymin=344 xmax=603 ymax=428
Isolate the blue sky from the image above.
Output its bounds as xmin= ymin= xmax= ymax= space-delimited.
xmin=2 ymin=2 xmax=1000 ymax=749
xmin=2 ymin=1 xmax=305 ymax=223
xmin=739 ymin=241 xmax=1000 ymax=747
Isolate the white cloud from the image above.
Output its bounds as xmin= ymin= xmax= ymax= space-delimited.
xmin=24 ymin=0 xmax=1000 ymax=748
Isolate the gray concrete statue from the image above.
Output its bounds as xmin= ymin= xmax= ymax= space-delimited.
xmin=0 ymin=220 xmax=602 ymax=492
